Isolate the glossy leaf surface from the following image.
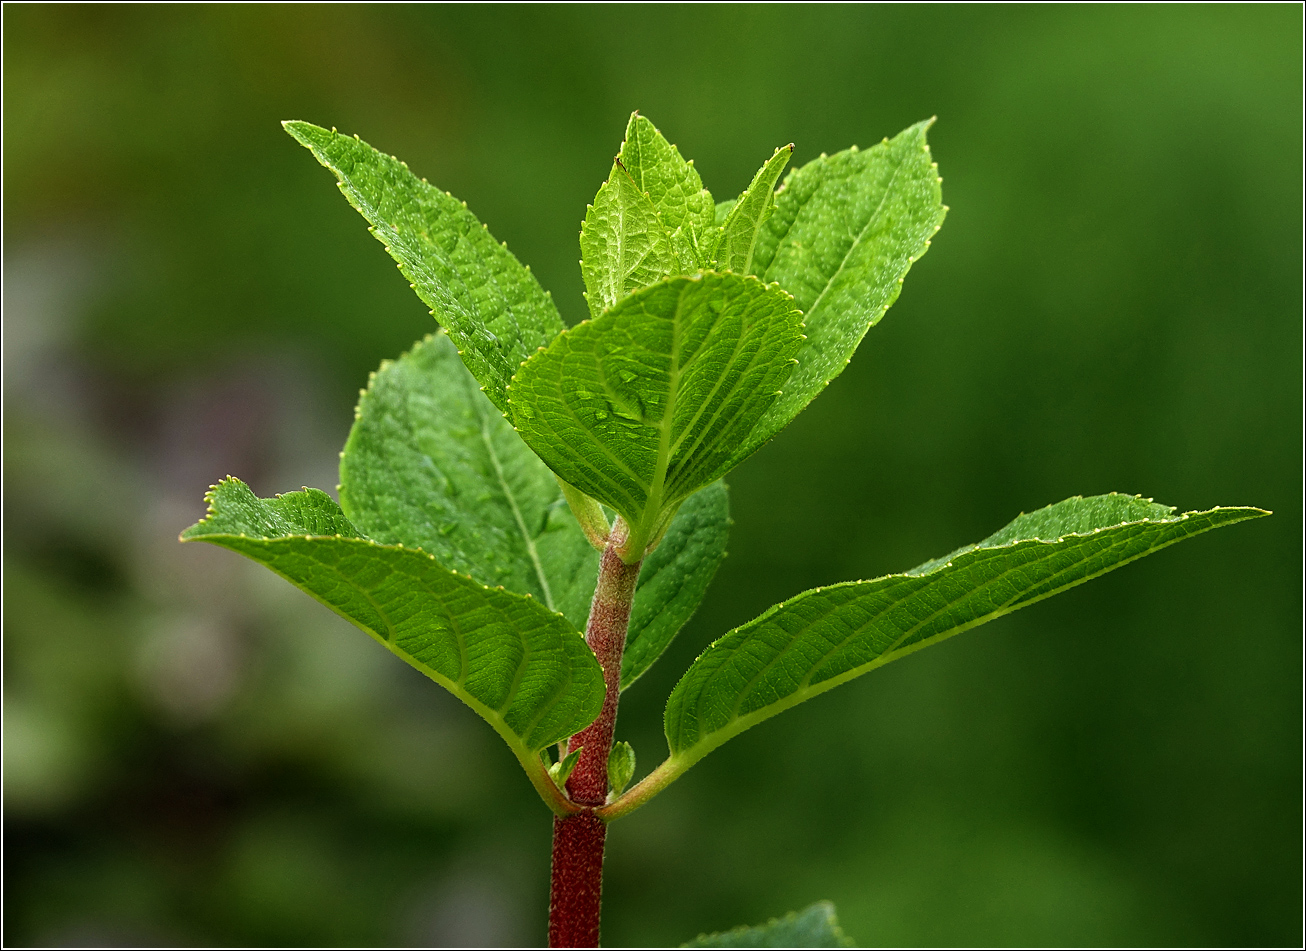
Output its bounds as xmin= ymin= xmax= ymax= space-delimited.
xmin=284 ymin=121 xmax=563 ymax=413
xmin=341 ymin=332 xmax=729 ymax=674
xmin=683 ymin=901 xmax=850 ymax=948
xmin=181 ymin=477 xmax=604 ymax=757
xmin=740 ymin=118 xmax=946 ymax=460
xmin=617 ymin=113 xmax=715 ymax=267
xmin=339 ymin=332 xmax=599 ymax=630
xmin=664 ymin=495 xmax=1267 ymax=768
xmin=509 ymin=272 xmax=802 ymax=553
xmin=580 ymin=159 xmax=679 ymax=318
xmin=714 ymin=144 xmax=793 ymax=274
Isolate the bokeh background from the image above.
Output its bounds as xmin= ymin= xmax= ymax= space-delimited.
xmin=4 ymin=5 xmax=1301 ymax=947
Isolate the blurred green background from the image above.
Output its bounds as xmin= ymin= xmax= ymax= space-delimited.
xmin=3 ymin=5 xmax=1300 ymax=947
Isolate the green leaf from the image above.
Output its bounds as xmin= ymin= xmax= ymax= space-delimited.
xmin=617 ymin=113 xmax=716 ymax=267
xmin=664 ymin=495 xmax=1268 ymax=770
xmin=739 ymin=119 xmax=946 ymax=461
xmin=180 ymin=478 xmax=604 ymax=761
xmin=557 ymin=477 xmax=611 ymax=551
xmin=580 ymin=159 xmax=678 ymax=318
xmin=623 ymin=480 xmax=729 ymax=690
xmin=714 ymin=144 xmax=793 ymax=274
xmin=509 ymin=272 xmax=804 ymax=555
xmin=283 ymin=121 xmax=563 ymax=414
xmin=682 ymin=901 xmax=851 ymax=948
xmin=608 ymin=740 xmax=636 ymax=796
xmin=339 ymin=333 xmax=731 ymax=661
xmin=338 ymin=331 xmax=600 ymax=631
xmin=549 ymin=745 xmax=583 ymax=787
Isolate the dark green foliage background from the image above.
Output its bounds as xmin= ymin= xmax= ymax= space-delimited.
xmin=3 ymin=5 xmax=1299 ymax=946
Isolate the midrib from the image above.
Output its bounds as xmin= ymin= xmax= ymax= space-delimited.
xmin=479 ymin=404 xmax=556 ymax=611
xmin=643 ymin=290 xmax=684 ymax=529
xmin=799 ymin=154 xmax=906 ymax=325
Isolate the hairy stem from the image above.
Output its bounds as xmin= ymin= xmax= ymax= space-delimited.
xmin=548 ymin=813 xmax=606 ymax=947
xmin=548 ymin=520 xmax=641 ymax=947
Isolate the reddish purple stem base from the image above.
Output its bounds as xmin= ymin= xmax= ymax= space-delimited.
xmin=547 ymin=536 xmax=641 ymax=947
xmin=548 ymin=813 xmax=607 ymax=947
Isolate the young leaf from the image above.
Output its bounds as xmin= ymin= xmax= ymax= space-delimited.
xmin=508 ymin=273 xmax=804 ymax=556
xmin=283 ymin=121 xmax=563 ymax=414
xmin=580 ymin=160 xmax=679 ymax=318
xmin=180 ymin=478 xmax=605 ymax=761
xmin=339 ymin=331 xmax=730 ymax=656
xmin=738 ymin=118 xmax=947 ymax=462
xmin=682 ymin=901 xmax=851 ymax=948
xmin=623 ymin=479 xmax=729 ymax=690
xmin=339 ymin=331 xmax=600 ymax=630
xmin=608 ymin=740 xmax=636 ymax=796
xmin=662 ymin=496 xmax=1267 ymax=774
xmin=713 ymin=144 xmax=794 ymax=274
xmin=618 ymin=113 xmax=716 ymax=267
xmin=550 ymin=745 xmax=583 ymax=787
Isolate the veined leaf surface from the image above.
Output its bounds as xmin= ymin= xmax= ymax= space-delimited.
xmin=618 ymin=113 xmax=716 ymax=267
xmin=509 ymin=272 xmax=803 ymax=554
xmin=580 ymin=160 xmax=678 ymax=318
xmin=740 ymin=119 xmax=946 ymax=461
xmin=180 ymin=478 xmax=604 ymax=759
xmin=683 ymin=901 xmax=850 ymax=948
xmin=714 ymin=144 xmax=793 ymax=275
xmin=663 ymin=495 xmax=1267 ymax=770
xmin=284 ymin=121 xmax=563 ymax=414
xmin=340 ymin=332 xmax=730 ymax=673
xmin=623 ymin=479 xmax=729 ymax=689
xmin=339 ymin=332 xmax=599 ymax=629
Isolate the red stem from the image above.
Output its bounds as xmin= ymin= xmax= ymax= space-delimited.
xmin=548 ymin=530 xmax=641 ymax=947
xmin=548 ymin=813 xmax=606 ymax=947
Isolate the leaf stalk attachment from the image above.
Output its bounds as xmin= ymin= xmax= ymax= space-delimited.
xmin=548 ymin=516 xmax=643 ymax=945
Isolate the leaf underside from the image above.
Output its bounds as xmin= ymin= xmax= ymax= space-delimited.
xmin=181 ymin=478 xmax=603 ymax=754
xmin=509 ymin=272 xmax=803 ymax=545
xmin=339 ymin=331 xmax=729 ymax=685
xmin=737 ymin=118 xmax=947 ymax=463
xmin=664 ymin=495 xmax=1268 ymax=767
xmin=682 ymin=901 xmax=851 ymax=948
xmin=624 ymin=479 xmax=729 ymax=689
xmin=283 ymin=121 xmax=563 ymax=414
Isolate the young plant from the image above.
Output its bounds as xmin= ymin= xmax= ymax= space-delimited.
xmin=181 ymin=113 xmax=1267 ymax=947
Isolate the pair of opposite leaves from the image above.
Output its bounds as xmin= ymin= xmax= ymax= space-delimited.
xmin=183 ymin=114 xmax=1264 ymax=809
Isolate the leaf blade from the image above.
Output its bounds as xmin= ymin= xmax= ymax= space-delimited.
xmin=664 ymin=495 xmax=1268 ymax=767
xmin=509 ymin=273 xmax=803 ymax=552
xmin=339 ymin=332 xmax=729 ymax=662
xmin=682 ymin=901 xmax=851 ymax=948
xmin=739 ymin=119 xmax=946 ymax=460
xmin=618 ymin=113 xmax=716 ymax=267
xmin=339 ymin=332 xmax=599 ymax=629
xmin=715 ymin=144 xmax=793 ymax=274
xmin=283 ymin=121 xmax=563 ymax=413
xmin=181 ymin=477 xmax=604 ymax=755
xmin=580 ymin=160 xmax=679 ymax=318
xmin=622 ymin=479 xmax=730 ymax=690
